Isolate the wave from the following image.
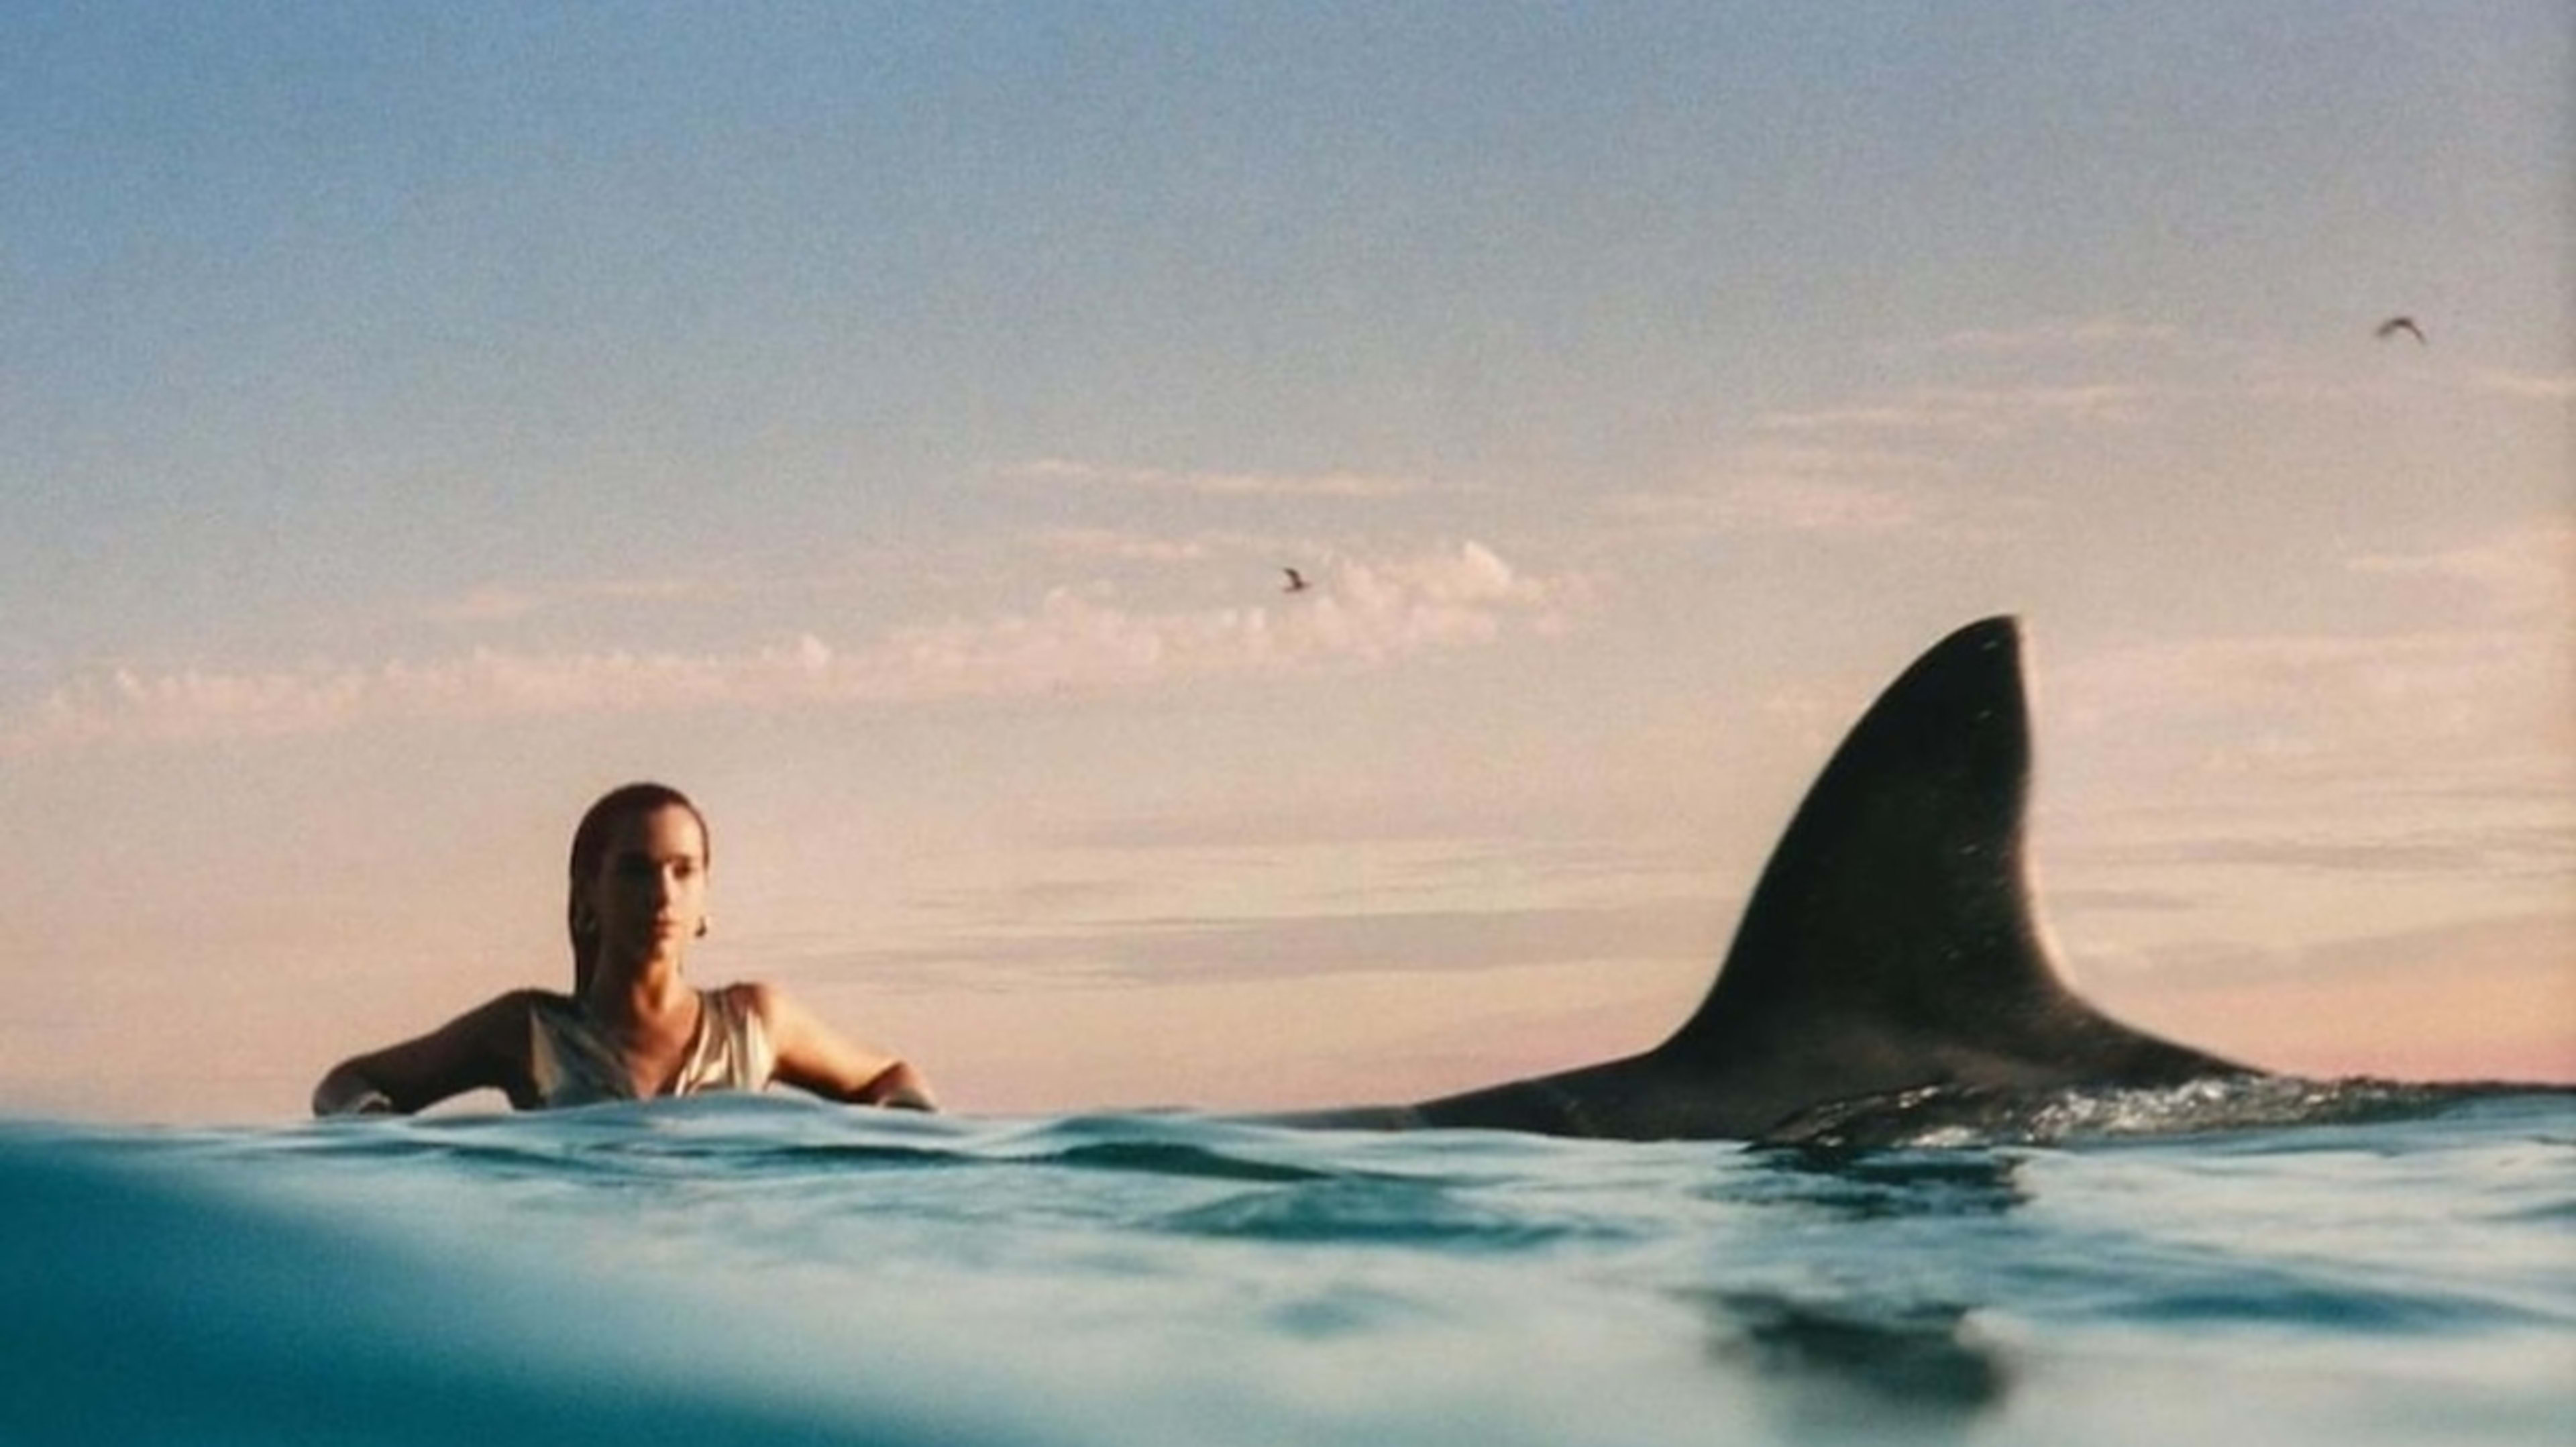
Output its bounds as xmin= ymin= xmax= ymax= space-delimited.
xmin=0 ymin=1125 xmax=1014 ymax=1446
xmin=4 ymin=1091 xmax=2570 ymax=1447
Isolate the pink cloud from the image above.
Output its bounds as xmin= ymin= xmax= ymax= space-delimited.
xmin=5 ymin=543 xmax=1586 ymax=753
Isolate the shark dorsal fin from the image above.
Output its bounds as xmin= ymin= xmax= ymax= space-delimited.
xmin=1299 ymin=613 xmax=2242 ymax=1139
xmin=1661 ymin=616 xmax=2070 ymax=1055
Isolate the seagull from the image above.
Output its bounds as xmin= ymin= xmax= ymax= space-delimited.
xmin=1282 ymin=568 xmax=1311 ymax=594
xmin=2375 ymin=315 xmax=2426 ymax=344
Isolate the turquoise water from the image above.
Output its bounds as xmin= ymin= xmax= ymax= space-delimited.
xmin=5 ymin=1085 xmax=2570 ymax=1446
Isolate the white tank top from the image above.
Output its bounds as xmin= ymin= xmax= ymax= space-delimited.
xmin=527 ymin=986 xmax=774 ymax=1107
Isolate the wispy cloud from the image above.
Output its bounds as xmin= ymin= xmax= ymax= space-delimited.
xmin=2347 ymin=519 xmax=2575 ymax=621
xmin=1612 ymin=475 xmax=1933 ymax=535
xmin=417 ymin=577 xmax=750 ymax=625
xmin=2063 ymin=627 xmax=2566 ymax=739
xmin=1883 ymin=315 xmax=2184 ymax=358
xmin=2467 ymin=368 xmax=2576 ymax=403
xmin=1031 ymin=528 xmax=1220 ymax=564
xmin=1028 ymin=527 xmax=1331 ymax=568
xmin=2077 ymin=830 xmax=2571 ymax=880
xmin=824 ymin=898 xmax=1714 ymax=987
xmin=419 ymin=585 xmax=548 ymax=625
xmin=1003 ymin=458 xmax=1464 ymax=500
xmin=2033 ymin=523 xmax=2571 ymax=805
xmin=1629 ymin=473 xmax=1930 ymax=533
xmin=5 ymin=543 xmax=1586 ymax=753
xmin=1610 ymin=441 xmax=1989 ymax=539
xmin=2055 ymin=621 xmax=2573 ymax=794
xmin=1756 ymin=383 xmax=2158 ymax=439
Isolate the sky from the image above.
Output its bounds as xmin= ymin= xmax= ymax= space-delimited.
xmin=3 ymin=1 xmax=2569 ymax=1124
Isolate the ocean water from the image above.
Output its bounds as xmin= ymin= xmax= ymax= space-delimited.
xmin=4 ymin=1083 xmax=2569 ymax=1446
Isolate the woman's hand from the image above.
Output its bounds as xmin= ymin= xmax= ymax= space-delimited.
xmin=311 ymin=1065 xmax=398 ymax=1116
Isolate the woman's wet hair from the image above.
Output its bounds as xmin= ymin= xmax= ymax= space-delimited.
xmin=566 ymin=782 xmax=710 ymax=995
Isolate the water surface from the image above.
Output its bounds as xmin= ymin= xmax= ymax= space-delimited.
xmin=4 ymin=1083 xmax=2568 ymax=1445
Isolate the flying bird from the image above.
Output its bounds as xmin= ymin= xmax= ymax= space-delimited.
xmin=1282 ymin=568 xmax=1311 ymax=594
xmin=2374 ymin=315 xmax=2426 ymax=344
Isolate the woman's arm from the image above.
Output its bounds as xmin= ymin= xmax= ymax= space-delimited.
xmin=310 ymin=992 xmax=541 ymax=1116
xmin=750 ymin=982 xmax=938 ymax=1111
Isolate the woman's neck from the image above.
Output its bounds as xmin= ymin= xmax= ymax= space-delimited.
xmin=581 ymin=951 xmax=691 ymax=1023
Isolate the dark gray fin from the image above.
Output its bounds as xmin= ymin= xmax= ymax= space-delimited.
xmin=1656 ymin=616 xmax=2235 ymax=1081
xmin=1278 ymin=615 xmax=2244 ymax=1140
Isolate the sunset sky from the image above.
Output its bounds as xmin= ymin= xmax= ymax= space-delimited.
xmin=5 ymin=2 xmax=2569 ymax=1123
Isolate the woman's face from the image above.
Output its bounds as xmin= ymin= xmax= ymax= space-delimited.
xmin=581 ymin=803 xmax=710 ymax=967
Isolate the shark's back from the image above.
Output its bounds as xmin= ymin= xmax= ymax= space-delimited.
xmin=1381 ymin=617 xmax=2243 ymax=1139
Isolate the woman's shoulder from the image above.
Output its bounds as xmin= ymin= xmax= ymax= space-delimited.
xmin=708 ymin=981 xmax=827 ymax=1044
xmin=706 ymin=979 xmax=784 ymax=1018
xmin=453 ymin=988 xmax=574 ymax=1049
xmin=491 ymin=987 xmax=574 ymax=1018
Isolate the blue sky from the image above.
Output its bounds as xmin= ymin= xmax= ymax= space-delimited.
xmin=3 ymin=3 xmax=2568 ymax=1120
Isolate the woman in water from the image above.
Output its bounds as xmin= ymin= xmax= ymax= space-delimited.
xmin=311 ymin=782 xmax=935 ymax=1116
